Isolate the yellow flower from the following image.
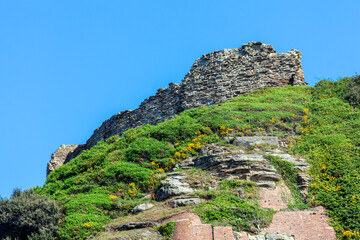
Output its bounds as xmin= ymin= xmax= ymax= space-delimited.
xmin=269 ymin=118 xmax=275 ymax=123
xmin=109 ymin=194 xmax=118 ymax=200
xmin=83 ymin=221 xmax=94 ymax=228
xmin=129 ymin=182 xmax=136 ymax=187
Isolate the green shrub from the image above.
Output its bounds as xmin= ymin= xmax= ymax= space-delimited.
xmin=102 ymin=161 xmax=153 ymax=189
xmin=194 ymin=192 xmax=275 ymax=232
xmin=0 ymin=189 xmax=60 ymax=240
xmin=124 ymin=137 xmax=173 ymax=162
xmin=58 ymin=193 xmax=124 ymax=240
xmin=292 ymin=78 xmax=360 ymax=239
xmin=156 ymin=221 xmax=176 ymax=239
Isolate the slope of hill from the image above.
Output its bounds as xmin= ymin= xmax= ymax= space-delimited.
xmin=34 ymin=75 xmax=360 ymax=239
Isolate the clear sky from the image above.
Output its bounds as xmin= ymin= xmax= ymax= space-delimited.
xmin=0 ymin=0 xmax=359 ymax=198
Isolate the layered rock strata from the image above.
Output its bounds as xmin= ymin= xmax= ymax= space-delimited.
xmin=47 ymin=42 xmax=306 ymax=175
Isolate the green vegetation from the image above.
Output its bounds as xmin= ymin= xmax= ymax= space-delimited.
xmin=32 ymin=77 xmax=360 ymax=239
xmin=0 ymin=189 xmax=60 ymax=240
xmin=292 ymin=76 xmax=360 ymax=239
xmin=35 ymin=85 xmax=309 ymax=239
xmin=156 ymin=221 xmax=176 ymax=239
xmin=195 ymin=179 xmax=274 ymax=232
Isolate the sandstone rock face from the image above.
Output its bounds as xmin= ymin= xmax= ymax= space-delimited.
xmin=180 ymin=144 xmax=282 ymax=188
xmin=179 ymin=141 xmax=311 ymax=194
xmin=47 ymin=42 xmax=306 ymax=175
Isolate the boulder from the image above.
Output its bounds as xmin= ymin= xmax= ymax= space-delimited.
xmin=169 ymin=196 xmax=202 ymax=208
xmin=155 ymin=172 xmax=194 ymax=201
xmin=131 ymin=203 xmax=154 ymax=214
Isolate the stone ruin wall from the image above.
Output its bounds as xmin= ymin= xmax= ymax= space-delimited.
xmin=47 ymin=42 xmax=306 ymax=176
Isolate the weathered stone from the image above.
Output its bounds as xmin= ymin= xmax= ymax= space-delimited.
xmin=131 ymin=203 xmax=154 ymax=214
xmin=224 ymin=136 xmax=279 ymax=148
xmin=296 ymin=172 xmax=312 ymax=198
xmin=155 ymin=172 xmax=194 ymax=201
xmin=104 ymin=228 xmax=163 ymax=240
xmin=46 ymin=144 xmax=84 ymax=176
xmin=169 ymin=196 xmax=202 ymax=208
xmin=187 ymin=145 xmax=282 ymax=188
xmin=107 ymin=221 xmax=156 ymax=231
xmin=248 ymin=233 xmax=294 ymax=240
xmin=48 ymin=42 xmax=306 ymax=172
xmin=266 ymin=233 xmax=295 ymax=240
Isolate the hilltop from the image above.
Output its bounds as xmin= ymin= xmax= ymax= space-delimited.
xmin=1 ymin=43 xmax=359 ymax=240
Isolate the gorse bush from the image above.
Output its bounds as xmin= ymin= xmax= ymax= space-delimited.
xmin=0 ymin=189 xmax=60 ymax=240
xmin=292 ymin=75 xmax=360 ymax=239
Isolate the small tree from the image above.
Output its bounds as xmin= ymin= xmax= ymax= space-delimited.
xmin=0 ymin=189 xmax=60 ymax=240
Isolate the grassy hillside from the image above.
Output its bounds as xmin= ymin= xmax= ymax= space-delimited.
xmin=35 ymin=76 xmax=360 ymax=239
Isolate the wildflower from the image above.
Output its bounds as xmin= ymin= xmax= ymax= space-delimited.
xmin=83 ymin=222 xmax=94 ymax=228
xmin=109 ymin=195 xmax=118 ymax=200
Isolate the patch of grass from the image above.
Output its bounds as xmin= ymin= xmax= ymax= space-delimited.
xmin=155 ymin=221 xmax=176 ymax=240
xmin=194 ymin=192 xmax=275 ymax=232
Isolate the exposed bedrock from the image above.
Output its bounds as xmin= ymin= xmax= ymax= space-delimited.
xmin=47 ymin=41 xmax=306 ymax=176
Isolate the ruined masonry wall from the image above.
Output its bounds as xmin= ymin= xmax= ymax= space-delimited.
xmin=47 ymin=42 xmax=305 ymax=175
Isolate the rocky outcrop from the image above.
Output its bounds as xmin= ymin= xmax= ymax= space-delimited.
xmin=46 ymin=144 xmax=82 ymax=176
xmin=180 ymin=144 xmax=282 ymax=188
xmin=47 ymin=42 xmax=306 ymax=175
xmin=131 ymin=203 xmax=154 ymax=214
xmin=179 ymin=137 xmax=311 ymax=194
xmin=107 ymin=221 xmax=156 ymax=231
xmin=155 ymin=172 xmax=194 ymax=201
xmin=168 ymin=196 xmax=202 ymax=208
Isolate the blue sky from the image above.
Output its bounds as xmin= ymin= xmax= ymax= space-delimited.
xmin=0 ymin=0 xmax=359 ymax=198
